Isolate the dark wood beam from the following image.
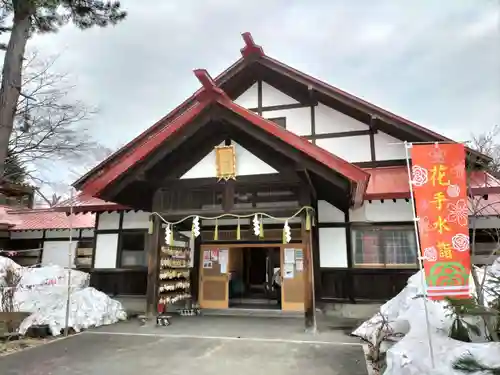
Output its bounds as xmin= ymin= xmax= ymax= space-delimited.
xmin=248 ymin=102 xmax=315 ymax=113
xmin=299 ymin=169 xmax=317 ymax=200
xmin=304 ymin=129 xmax=372 ymax=140
xmin=309 ymin=87 xmax=316 ymax=144
xmin=160 ymin=173 xmax=301 ymax=189
xmin=145 ymin=214 xmax=161 ymax=319
xmin=354 ymin=159 xmax=406 ymax=168
xmin=156 ymin=207 xmax=301 ymax=222
xmin=369 ymin=116 xmax=377 ymax=162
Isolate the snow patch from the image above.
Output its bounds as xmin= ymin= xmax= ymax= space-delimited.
xmin=353 ymin=258 xmax=500 ymax=374
xmin=0 ymin=257 xmax=127 ymax=336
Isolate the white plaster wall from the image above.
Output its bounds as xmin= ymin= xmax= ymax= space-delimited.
xmin=319 ymin=227 xmax=348 ymax=267
xmin=316 ymin=135 xmax=371 ymax=163
xmin=97 ymin=212 xmax=120 ymax=230
xmin=318 ymin=200 xmax=345 ymax=223
xmin=261 ymin=82 xmax=298 ymax=106
xmin=374 ymin=131 xmax=407 ymax=160
xmin=234 ymin=82 xmax=258 ymax=108
xmin=10 ymin=231 xmax=43 ymax=239
xmin=350 ymin=200 xmax=413 ymax=222
xmin=94 ymin=233 xmax=119 ymax=268
xmin=81 ymin=229 xmax=95 ymax=238
xmin=42 ymin=241 xmax=77 ymax=267
xmin=315 ymin=104 xmax=367 ymax=134
xmin=122 ymin=211 xmax=150 ymax=229
xmin=181 ymin=141 xmax=277 ymax=179
xmin=45 ymin=229 xmax=80 ymax=239
xmin=263 ymin=107 xmax=311 ymax=135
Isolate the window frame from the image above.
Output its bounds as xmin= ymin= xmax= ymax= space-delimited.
xmin=117 ymin=230 xmax=148 ymax=269
xmin=351 ymin=225 xmax=419 ymax=269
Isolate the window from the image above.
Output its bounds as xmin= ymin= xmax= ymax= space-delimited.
xmin=75 ymin=239 xmax=93 ymax=268
xmin=267 ymin=117 xmax=286 ymax=128
xmin=119 ymin=231 xmax=147 ymax=267
xmin=352 ymin=227 xmax=418 ymax=268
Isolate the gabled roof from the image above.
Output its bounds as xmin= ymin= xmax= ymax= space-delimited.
xmin=74 ymin=32 xmax=489 ymax=189
xmin=79 ymin=70 xmax=370 ymax=207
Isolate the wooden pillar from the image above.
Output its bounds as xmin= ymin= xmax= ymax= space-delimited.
xmin=302 ymin=213 xmax=317 ymax=333
xmin=145 ymin=214 xmax=161 ymax=318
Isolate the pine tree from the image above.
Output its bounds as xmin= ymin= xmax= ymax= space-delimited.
xmin=0 ymin=1 xmax=127 ymax=178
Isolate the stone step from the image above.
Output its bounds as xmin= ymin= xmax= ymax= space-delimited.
xmin=201 ymin=308 xmax=302 ymax=318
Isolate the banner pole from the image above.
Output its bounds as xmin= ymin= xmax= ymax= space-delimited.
xmin=64 ymin=188 xmax=74 ymax=337
xmin=404 ymin=141 xmax=436 ymax=368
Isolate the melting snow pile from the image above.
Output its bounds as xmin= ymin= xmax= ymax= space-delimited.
xmin=0 ymin=257 xmax=127 ymax=336
xmin=353 ymin=258 xmax=500 ymax=375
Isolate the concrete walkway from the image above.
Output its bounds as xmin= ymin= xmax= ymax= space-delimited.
xmin=0 ymin=316 xmax=369 ymax=375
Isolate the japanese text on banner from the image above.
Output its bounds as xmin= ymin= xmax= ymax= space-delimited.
xmin=411 ymin=143 xmax=470 ymax=300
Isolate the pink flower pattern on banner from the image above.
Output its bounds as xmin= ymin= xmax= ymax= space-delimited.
xmin=452 ymin=233 xmax=470 ymax=252
xmin=447 ymin=199 xmax=468 ymax=227
xmin=447 ymin=184 xmax=460 ymax=198
xmin=412 ymin=165 xmax=428 ymax=187
xmin=423 ymin=246 xmax=437 ymax=262
xmin=418 ymin=216 xmax=434 ymax=238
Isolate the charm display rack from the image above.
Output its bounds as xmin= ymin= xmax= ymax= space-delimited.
xmin=157 ymin=236 xmax=200 ymax=326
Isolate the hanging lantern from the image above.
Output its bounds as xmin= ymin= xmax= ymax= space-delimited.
xmin=283 ymin=220 xmax=291 ymax=244
xmin=252 ymin=214 xmax=260 ymax=237
xmin=192 ymin=216 xmax=200 ymax=238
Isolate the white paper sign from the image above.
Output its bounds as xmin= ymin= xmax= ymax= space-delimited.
xmin=284 ymin=248 xmax=295 ymax=264
xmin=296 ymin=260 xmax=304 ymax=272
xmin=284 ymin=263 xmax=294 ymax=279
xmin=295 ymin=249 xmax=303 ymax=260
xmin=219 ymin=249 xmax=228 ymax=274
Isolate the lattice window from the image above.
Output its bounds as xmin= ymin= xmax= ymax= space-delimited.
xmin=352 ymin=227 xmax=418 ymax=268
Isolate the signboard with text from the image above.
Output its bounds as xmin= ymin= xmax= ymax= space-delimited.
xmin=411 ymin=143 xmax=471 ymax=300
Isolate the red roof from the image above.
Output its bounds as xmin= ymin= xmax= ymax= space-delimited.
xmin=471 ymin=194 xmax=500 ymax=217
xmin=7 ymin=209 xmax=95 ymax=231
xmin=365 ymin=166 xmax=500 ymax=200
xmin=79 ymin=70 xmax=370 ymax=207
xmin=74 ymin=32 xmax=489 ymax=190
xmin=55 ymin=194 xmax=125 ymax=214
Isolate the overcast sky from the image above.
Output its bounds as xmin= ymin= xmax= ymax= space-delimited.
xmin=29 ymin=0 xmax=499 ymax=186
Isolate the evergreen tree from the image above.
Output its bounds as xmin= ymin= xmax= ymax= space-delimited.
xmin=4 ymin=148 xmax=27 ymax=184
xmin=0 ymin=1 xmax=127 ymax=178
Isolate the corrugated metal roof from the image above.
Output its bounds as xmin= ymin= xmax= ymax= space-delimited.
xmin=6 ymin=209 xmax=95 ymax=231
xmin=54 ymin=194 xmax=125 ymax=213
xmin=365 ymin=167 xmax=500 ymax=200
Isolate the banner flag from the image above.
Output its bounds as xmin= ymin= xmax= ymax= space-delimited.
xmin=411 ymin=143 xmax=471 ymax=300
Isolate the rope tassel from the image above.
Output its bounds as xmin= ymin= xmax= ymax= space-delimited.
xmin=236 ymin=218 xmax=241 ymax=240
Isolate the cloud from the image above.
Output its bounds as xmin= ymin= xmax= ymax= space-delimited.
xmin=27 ymin=0 xmax=499 ymax=185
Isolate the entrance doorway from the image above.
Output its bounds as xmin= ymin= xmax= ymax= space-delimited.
xmin=198 ymin=244 xmax=306 ymax=312
xmin=228 ymin=247 xmax=280 ymax=309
